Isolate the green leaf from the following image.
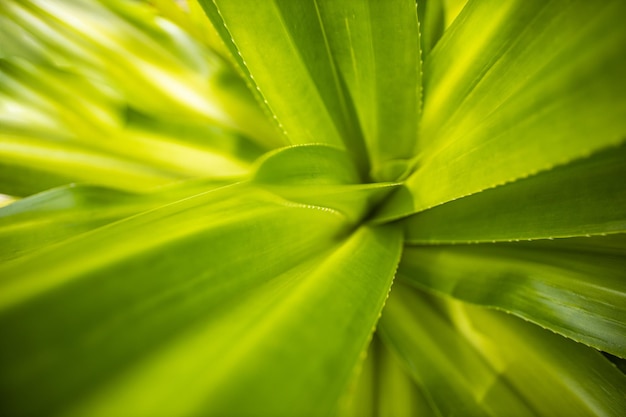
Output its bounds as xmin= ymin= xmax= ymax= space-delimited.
xmin=335 ymin=337 xmax=433 ymax=417
xmin=0 ymin=0 xmax=279 ymax=148
xmin=0 ymin=58 xmax=258 ymax=195
xmin=0 ymin=185 xmax=342 ymax=415
xmin=374 ymin=338 xmax=433 ymax=417
xmin=0 ymin=179 xmax=235 ymax=262
xmin=418 ymin=0 xmax=445 ymax=57
xmin=206 ymin=0 xmax=423 ymax=181
xmin=403 ymin=143 xmax=626 ymax=243
xmin=0 ymin=185 xmax=145 ymax=262
xmin=441 ymin=0 xmax=468 ymax=28
xmin=251 ymin=144 xmax=400 ymax=223
xmin=379 ymin=285 xmax=626 ymax=416
xmin=263 ymin=182 xmax=400 ymax=226
xmin=252 ymin=144 xmax=362 ymax=186
xmin=399 ymin=235 xmax=626 ymax=357
xmin=204 ymin=0 xmax=368 ymax=168
xmin=335 ymin=340 xmax=376 ymax=417
xmin=195 ymin=0 xmax=284 ymax=136
xmin=0 ymin=134 xmax=180 ymax=196
xmin=3 ymin=0 xmax=626 ymax=414
xmin=376 ymin=0 xmax=626 ymax=221
xmin=0 ymin=183 xmax=403 ymax=416
xmin=150 ymin=0 xmax=230 ymax=58
xmin=310 ymin=0 xmax=422 ymax=181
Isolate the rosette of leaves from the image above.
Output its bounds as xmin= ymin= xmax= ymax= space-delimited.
xmin=1 ymin=0 xmax=625 ymax=416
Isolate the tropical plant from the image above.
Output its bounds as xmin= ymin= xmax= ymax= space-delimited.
xmin=1 ymin=0 xmax=625 ymax=415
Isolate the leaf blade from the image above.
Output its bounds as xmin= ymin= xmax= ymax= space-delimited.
xmin=204 ymin=0 xmax=372 ymax=175
xmin=312 ymin=0 xmax=422 ymax=181
xmin=379 ymin=285 xmax=626 ymax=416
xmin=0 ymin=184 xmax=403 ymax=417
xmin=403 ymin=143 xmax=626 ymax=243
xmin=399 ymin=236 xmax=626 ymax=357
xmin=376 ymin=0 xmax=626 ymax=221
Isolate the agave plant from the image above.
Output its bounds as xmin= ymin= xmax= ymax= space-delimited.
xmin=1 ymin=0 xmax=625 ymax=415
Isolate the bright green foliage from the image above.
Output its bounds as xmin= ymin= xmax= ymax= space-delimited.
xmin=379 ymin=285 xmax=626 ymax=416
xmin=399 ymin=236 xmax=626 ymax=357
xmin=0 ymin=0 xmax=625 ymax=416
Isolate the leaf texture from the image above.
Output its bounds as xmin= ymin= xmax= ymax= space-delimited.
xmin=376 ymin=0 xmax=626 ymax=221
xmin=379 ymin=285 xmax=626 ymax=416
xmin=0 ymin=184 xmax=403 ymax=416
xmin=311 ymin=0 xmax=422 ymax=181
xmin=251 ymin=144 xmax=400 ymax=223
xmin=0 ymin=179 xmax=235 ymax=262
xmin=399 ymin=235 xmax=626 ymax=357
xmin=335 ymin=337 xmax=434 ymax=417
xmin=1 ymin=0 xmax=625 ymax=415
xmin=402 ymin=143 xmax=626 ymax=243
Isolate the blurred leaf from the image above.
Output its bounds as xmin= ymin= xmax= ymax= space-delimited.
xmin=336 ymin=336 xmax=434 ymax=417
xmin=379 ymin=285 xmax=626 ymax=416
xmin=0 ymin=133 xmax=180 ymax=196
xmin=150 ymin=0 xmax=230 ymax=57
xmin=0 ymin=55 xmax=260 ymax=195
xmin=0 ymin=185 xmax=148 ymax=262
xmin=399 ymin=235 xmax=626 ymax=357
xmin=0 ymin=187 xmax=402 ymax=416
xmin=0 ymin=179 xmax=236 ymax=262
xmin=441 ymin=0 xmax=468 ymax=28
xmin=0 ymin=0 xmax=279 ymax=148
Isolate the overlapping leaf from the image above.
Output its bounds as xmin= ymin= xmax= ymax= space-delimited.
xmin=1 ymin=0 xmax=625 ymax=415
xmin=379 ymin=285 xmax=626 ymax=416
xmin=399 ymin=234 xmax=626 ymax=357
xmin=403 ymin=143 xmax=626 ymax=243
xmin=203 ymin=0 xmax=423 ymax=180
xmin=376 ymin=0 xmax=626 ymax=221
xmin=202 ymin=0 xmax=364 ymax=160
xmin=0 ymin=0 xmax=278 ymax=197
xmin=0 ymin=179 xmax=235 ymax=262
xmin=335 ymin=337 xmax=433 ymax=417
xmin=0 ymin=184 xmax=402 ymax=416
xmin=310 ymin=0 xmax=421 ymax=181
xmin=251 ymin=144 xmax=400 ymax=223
